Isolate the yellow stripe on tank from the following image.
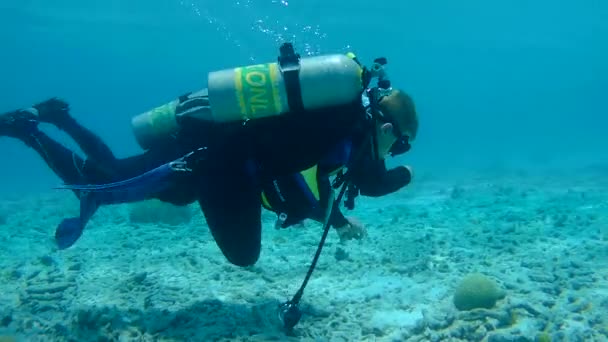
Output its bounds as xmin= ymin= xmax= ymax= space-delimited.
xmin=235 ymin=63 xmax=281 ymax=120
xmin=346 ymin=52 xmax=364 ymax=90
xmin=268 ymin=63 xmax=284 ymax=115
xmin=234 ymin=67 xmax=248 ymax=119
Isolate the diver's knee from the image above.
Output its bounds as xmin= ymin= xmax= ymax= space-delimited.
xmin=224 ymin=246 xmax=260 ymax=267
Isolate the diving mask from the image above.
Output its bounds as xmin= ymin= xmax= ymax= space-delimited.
xmin=382 ymin=110 xmax=412 ymax=156
xmin=364 ymin=87 xmax=411 ymax=159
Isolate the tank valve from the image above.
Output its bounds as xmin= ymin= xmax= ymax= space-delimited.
xmin=371 ymin=57 xmax=391 ymax=89
xmin=275 ymin=212 xmax=288 ymax=229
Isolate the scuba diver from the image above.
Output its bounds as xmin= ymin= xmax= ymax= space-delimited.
xmin=1 ymin=43 xmax=417 ymax=260
xmin=0 ymin=43 xmax=418 ymax=330
xmin=0 ymin=96 xmax=368 ymax=240
xmin=0 ymin=43 xmax=417 ymax=259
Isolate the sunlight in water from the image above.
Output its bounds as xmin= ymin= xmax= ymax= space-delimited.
xmin=177 ymin=0 xmax=331 ymax=61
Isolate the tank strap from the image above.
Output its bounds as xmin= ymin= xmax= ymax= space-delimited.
xmin=278 ymin=43 xmax=305 ymax=112
xmin=175 ymin=90 xmax=213 ymax=122
xmin=178 ymin=92 xmax=192 ymax=102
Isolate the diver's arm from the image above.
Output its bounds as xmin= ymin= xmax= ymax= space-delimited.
xmin=307 ymin=206 xmax=350 ymax=228
xmin=317 ymin=171 xmax=368 ymax=241
xmin=351 ymin=158 xmax=412 ymax=197
xmin=310 ymin=173 xmax=350 ymax=228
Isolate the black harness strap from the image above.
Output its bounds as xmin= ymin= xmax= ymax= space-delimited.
xmin=278 ymin=43 xmax=305 ymax=113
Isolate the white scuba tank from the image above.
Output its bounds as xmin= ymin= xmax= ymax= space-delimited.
xmin=131 ymin=52 xmax=365 ymax=150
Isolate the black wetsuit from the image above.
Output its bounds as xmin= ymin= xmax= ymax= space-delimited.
xmin=2 ymin=98 xmax=411 ymax=266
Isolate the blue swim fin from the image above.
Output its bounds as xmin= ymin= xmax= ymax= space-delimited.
xmin=55 ymin=191 xmax=100 ymax=249
xmin=54 ymin=163 xmax=173 ymax=249
xmin=53 ymin=149 xmax=203 ymax=249
xmin=55 ymin=217 xmax=84 ymax=249
xmin=56 ymin=161 xmax=179 ymax=205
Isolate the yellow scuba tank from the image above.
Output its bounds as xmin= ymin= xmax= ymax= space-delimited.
xmin=130 ymin=43 xmax=365 ymax=150
xmin=208 ymin=52 xmax=364 ymax=122
xmin=130 ymin=88 xmax=211 ymax=150
xmin=130 ymin=99 xmax=179 ymax=149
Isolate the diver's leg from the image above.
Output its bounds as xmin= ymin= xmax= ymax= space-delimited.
xmin=32 ymin=98 xmax=197 ymax=183
xmin=196 ymin=158 xmax=262 ymax=267
xmin=106 ymin=143 xmax=199 ymax=205
xmin=32 ymin=98 xmax=193 ymax=190
xmin=32 ymin=98 xmax=117 ymax=165
xmin=1 ymin=107 xmax=187 ymax=186
xmin=0 ymin=109 xmax=110 ymax=188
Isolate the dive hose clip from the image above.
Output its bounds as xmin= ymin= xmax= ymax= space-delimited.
xmin=171 ymin=147 xmax=208 ymax=172
xmin=275 ymin=212 xmax=288 ymax=230
xmin=169 ymin=161 xmax=191 ymax=172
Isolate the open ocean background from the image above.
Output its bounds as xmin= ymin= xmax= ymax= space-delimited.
xmin=0 ymin=0 xmax=606 ymax=194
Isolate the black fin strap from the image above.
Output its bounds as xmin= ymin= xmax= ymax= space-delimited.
xmin=178 ymin=92 xmax=192 ymax=103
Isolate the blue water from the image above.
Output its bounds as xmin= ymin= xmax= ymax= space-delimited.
xmin=0 ymin=0 xmax=605 ymax=194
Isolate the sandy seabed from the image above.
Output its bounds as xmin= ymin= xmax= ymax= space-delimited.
xmin=0 ymin=168 xmax=606 ymax=342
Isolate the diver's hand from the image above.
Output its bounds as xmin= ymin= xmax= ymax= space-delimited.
xmin=335 ymin=217 xmax=367 ymax=242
